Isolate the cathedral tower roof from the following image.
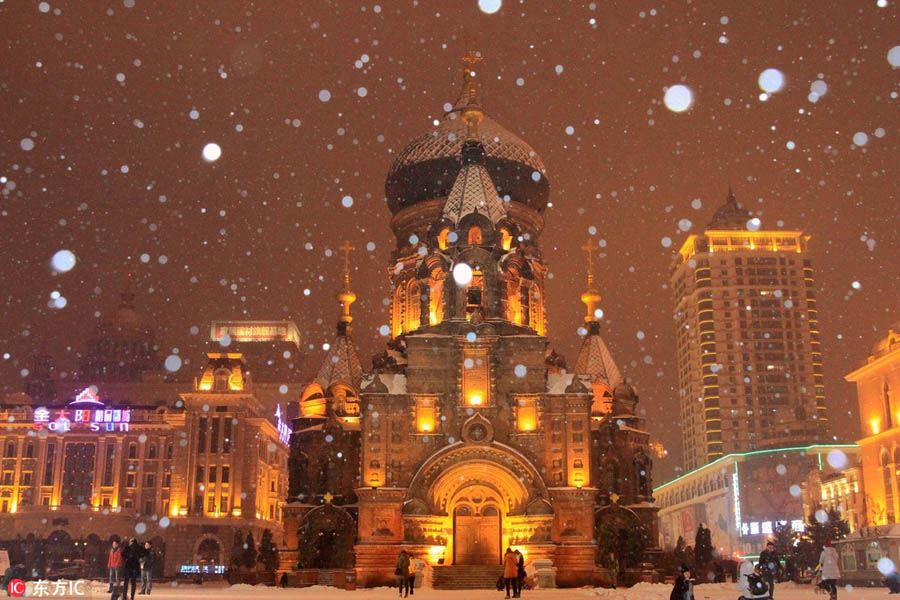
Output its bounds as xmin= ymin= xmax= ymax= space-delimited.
xmin=385 ymin=51 xmax=549 ymax=215
xmin=441 ymin=144 xmax=508 ymax=225
xmin=574 ymin=321 xmax=624 ymax=389
xmin=707 ymin=187 xmax=753 ymax=230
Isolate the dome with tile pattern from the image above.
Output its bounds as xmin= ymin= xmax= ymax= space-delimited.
xmin=385 ymin=108 xmax=550 ymax=215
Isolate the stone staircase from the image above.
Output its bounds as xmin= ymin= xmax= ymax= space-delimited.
xmin=431 ymin=565 xmax=505 ymax=589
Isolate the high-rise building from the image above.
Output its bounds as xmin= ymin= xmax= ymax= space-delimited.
xmin=671 ymin=191 xmax=827 ymax=471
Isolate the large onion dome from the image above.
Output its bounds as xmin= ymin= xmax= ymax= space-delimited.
xmin=385 ymin=62 xmax=549 ymax=215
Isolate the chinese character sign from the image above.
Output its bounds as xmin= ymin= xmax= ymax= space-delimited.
xmin=32 ymin=387 xmax=131 ymax=433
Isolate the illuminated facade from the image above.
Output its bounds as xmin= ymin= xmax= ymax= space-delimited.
xmin=846 ymin=322 xmax=900 ymax=525
xmin=671 ymin=191 xmax=828 ymax=471
xmin=655 ymin=444 xmax=858 ymax=558
xmin=0 ymin=292 xmax=293 ymax=576
xmin=284 ymin=54 xmax=659 ymax=588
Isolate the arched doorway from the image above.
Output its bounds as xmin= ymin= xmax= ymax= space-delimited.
xmin=452 ymin=489 xmax=502 ymax=565
xmin=193 ymin=534 xmax=224 ymax=566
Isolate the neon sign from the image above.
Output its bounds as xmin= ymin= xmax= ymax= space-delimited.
xmin=32 ymin=387 xmax=132 ymax=433
xmin=274 ymin=404 xmax=291 ymax=446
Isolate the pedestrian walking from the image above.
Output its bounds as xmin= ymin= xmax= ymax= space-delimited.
xmin=107 ymin=540 xmax=123 ymax=593
xmin=395 ymin=550 xmax=410 ymax=598
xmin=515 ymin=550 xmax=526 ymax=596
xmin=817 ymin=539 xmax=840 ymax=600
xmin=406 ymin=554 xmax=421 ymax=596
xmin=669 ymin=564 xmax=695 ymax=600
xmin=759 ymin=540 xmax=779 ymax=598
xmin=121 ymin=538 xmax=141 ymax=600
xmin=139 ymin=541 xmax=155 ymax=595
xmin=503 ymin=548 xmax=519 ymax=599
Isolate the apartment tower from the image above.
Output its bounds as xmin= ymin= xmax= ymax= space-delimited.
xmin=671 ymin=191 xmax=827 ymax=471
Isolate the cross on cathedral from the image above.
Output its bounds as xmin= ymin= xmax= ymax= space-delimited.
xmin=581 ymin=238 xmax=599 ymax=286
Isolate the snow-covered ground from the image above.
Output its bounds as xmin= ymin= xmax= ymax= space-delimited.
xmin=25 ymin=581 xmax=894 ymax=599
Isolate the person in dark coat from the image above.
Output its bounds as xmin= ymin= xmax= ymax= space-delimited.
xmin=758 ymin=541 xmax=779 ymax=598
xmin=515 ymin=550 xmax=526 ymax=596
xmin=394 ymin=550 xmax=410 ymax=598
xmin=670 ymin=565 xmax=695 ymax=600
xmin=139 ymin=541 xmax=155 ymax=595
xmin=121 ymin=538 xmax=141 ymax=600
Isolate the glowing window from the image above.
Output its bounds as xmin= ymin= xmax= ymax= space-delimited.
xmin=468 ymin=226 xmax=482 ymax=245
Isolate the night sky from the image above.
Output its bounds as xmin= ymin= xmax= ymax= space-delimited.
xmin=2 ymin=1 xmax=898 ymax=481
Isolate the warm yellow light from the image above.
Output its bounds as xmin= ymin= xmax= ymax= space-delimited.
xmin=500 ymin=229 xmax=512 ymax=251
xmin=179 ymin=507 xmax=188 ymax=516
xmin=573 ymin=472 xmax=585 ymax=488
xmin=427 ymin=546 xmax=446 ymax=565
xmin=429 ymin=311 xmax=437 ymax=326
xmin=232 ymin=507 xmax=241 ymax=517
xmin=871 ymin=418 xmax=881 ymax=435
xmin=198 ymin=381 xmax=212 ymax=391
xmin=170 ymin=505 xmax=179 ymax=517
xmin=9 ymin=503 xmax=17 ymax=514
xmin=468 ymin=394 xmax=482 ymax=406
xmin=369 ymin=473 xmax=381 ymax=487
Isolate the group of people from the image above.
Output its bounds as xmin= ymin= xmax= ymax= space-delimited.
xmin=501 ymin=547 xmax=527 ymax=598
xmin=670 ymin=539 xmax=842 ymax=600
xmin=393 ymin=549 xmax=419 ymax=597
xmin=107 ymin=538 xmax=158 ymax=600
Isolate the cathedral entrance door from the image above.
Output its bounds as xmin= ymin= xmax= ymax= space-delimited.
xmin=453 ymin=505 xmax=501 ymax=564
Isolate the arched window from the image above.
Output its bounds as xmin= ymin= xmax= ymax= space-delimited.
xmin=573 ymin=459 xmax=584 ymax=469
xmin=393 ymin=285 xmax=406 ymax=336
xmin=500 ymin=228 xmax=512 ymax=251
xmin=148 ymin=444 xmax=157 ymax=460
xmin=407 ymin=280 xmax=421 ymax=330
xmin=468 ymin=226 xmax=482 ymax=245
xmin=128 ymin=443 xmax=137 ymax=459
xmin=4 ymin=441 xmax=15 ymax=457
xmin=25 ymin=441 xmax=34 ymax=458
xmin=883 ymin=448 xmax=895 ymax=522
xmin=886 ymin=382 xmax=894 ymax=430
xmin=437 ymin=228 xmax=450 ymax=250
xmin=369 ymin=460 xmax=380 ymax=469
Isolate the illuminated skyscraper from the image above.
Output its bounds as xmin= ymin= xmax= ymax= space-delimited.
xmin=671 ymin=191 xmax=827 ymax=471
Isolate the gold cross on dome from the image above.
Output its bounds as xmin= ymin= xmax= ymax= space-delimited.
xmin=323 ymin=492 xmax=334 ymax=503
xmin=462 ymin=50 xmax=483 ymax=75
xmin=609 ymin=492 xmax=620 ymax=504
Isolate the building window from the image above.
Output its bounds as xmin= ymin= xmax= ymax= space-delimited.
xmin=148 ymin=444 xmax=157 ymax=460
xmin=415 ymin=397 xmax=436 ymax=433
xmin=221 ymin=467 xmax=230 ymax=484
xmin=43 ymin=444 xmax=56 ymax=486
xmin=196 ymin=466 xmax=205 ymax=485
xmin=4 ymin=441 xmax=15 ymax=457
xmin=126 ymin=473 xmax=136 ymax=488
xmin=210 ymin=418 xmax=220 ymax=453
xmin=468 ymin=226 xmax=482 ymax=245
xmin=163 ymin=472 xmax=171 ymax=488
xmin=516 ymin=398 xmax=538 ymax=432
xmin=198 ymin=417 xmax=208 ymax=453
xmin=2 ymin=472 xmax=13 ymax=485
xmin=166 ymin=443 xmax=173 ymax=460
xmin=220 ymin=495 xmax=229 ymax=513
xmin=103 ymin=444 xmax=115 ymax=487
xmin=144 ymin=499 xmax=154 ymax=515
xmin=145 ymin=474 xmax=156 ymax=488
xmin=223 ymin=420 xmax=233 ymax=454
xmin=21 ymin=471 xmax=33 ymax=486
xmin=208 ymin=495 xmax=216 ymax=513
xmin=128 ymin=444 xmax=137 ymax=459
xmin=209 ymin=466 xmax=217 ymax=483
xmin=24 ymin=442 xmax=34 ymax=458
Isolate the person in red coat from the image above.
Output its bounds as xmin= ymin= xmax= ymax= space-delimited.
xmin=107 ymin=540 xmax=123 ymax=593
